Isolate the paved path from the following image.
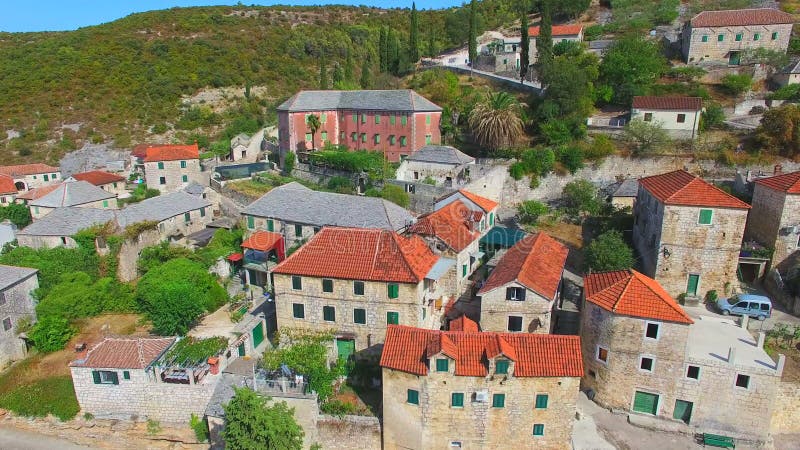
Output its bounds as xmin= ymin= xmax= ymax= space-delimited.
xmin=434 ymin=64 xmax=542 ymax=94
xmin=0 ymin=425 xmax=95 ymax=450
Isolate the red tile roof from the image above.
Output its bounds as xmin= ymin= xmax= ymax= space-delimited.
xmin=71 ymin=336 xmax=176 ymax=369
xmin=457 ymin=189 xmax=499 ymax=213
xmin=242 ymin=231 xmax=284 ymax=252
xmin=70 ymin=170 xmax=126 ymax=186
xmin=478 ymin=232 xmax=568 ymax=299
xmin=0 ymin=163 xmax=59 ymax=177
xmin=639 ymin=170 xmax=750 ymax=209
xmin=142 ymin=144 xmax=199 ymax=162
xmin=632 ymin=96 xmax=702 ymax=111
xmin=16 ymin=184 xmax=60 ymax=201
xmin=272 ymin=227 xmax=438 ymax=284
xmin=529 ymin=24 xmax=583 ymax=37
xmin=380 ymin=325 xmax=584 ymax=377
xmin=691 ymin=8 xmax=794 ymax=27
xmin=0 ymin=175 xmax=17 ymax=195
xmin=584 ymin=269 xmax=693 ymax=324
xmin=408 ymin=200 xmax=481 ymax=252
xmin=754 ymin=171 xmax=800 ymax=194
xmin=449 ymin=315 xmax=479 ymax=332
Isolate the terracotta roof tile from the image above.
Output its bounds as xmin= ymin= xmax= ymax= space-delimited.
xmin=457 ymin=189 xmax=499 ymax=213
xmin=142 ymin=144 xmax=199 ymax=162
xmin=529 ymin=24 xmax=583 ymax=37
xmin=478 ymin=232 xmax=568 ymax=299
xmin=272 ymin=227 xmax=438 ymax=284
xmin=584 ymin=269 xmax=693 ymax=324
xmin=408 ymin=200 xmax=481 ymax=252
xmin=0 ymin=163 xmax=59 ymax=177
xmin=449 ymin=315 xmax=479 ymax=332
xmin=754 ymin=171 xmax=800 ymax=194
xmin=691 ymin=8 xmax=794 ymax=27
xmin=0 ymin=175 xmax=17 ymax=194
xmin=241 ymin=231 xmax=284 ymax=252
xmin=71 ymin=336 xmax=176 ymax=369
xmin=632 ymin=96 xmax=702 ymax=111
xmin=70 ymin=170 xmax=126 ymax=186
xmin=15 ymin=184 xmax=61 ymax=201
xmin=380 ymin=325 xmax=584 ymax=377
xmin=639 ymin=170 xmax=750 ymax=209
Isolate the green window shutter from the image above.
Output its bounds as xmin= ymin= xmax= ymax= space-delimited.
xmin=182 ymin=175 xmax=188 ymax=182
xmin=184 ymin=212 xmax=191 ymax=223
xmin=436 ymin=358 xmax=449 ymax=372
xmin=323 ymin=306 xmax=335 ymax=321
xmin=113 ymin=182 xmax=117 ymax=188
xmin=496 ymin=360 xmax=509 ymax=374
xmin=102 ymin=200 xmax=108 ymax=208
xmin=632 ymin=391 xmax=659 ymax=415
xmin=533 ymin=424 xmax=544 ymax=436
xmin=735 ymin=33 xmax=742 ymax=41
xmin=422 ymin=307 xmax=426 ymax=320
xmin=353 ymin=281 xmax=364 ymax=295
xmin=352 ymin=114 xmax=357 ymax=123
xmin=754 ymin=33 xmax=760 ymax=41
xmin=389 ymin=135 xmax=396 ymax=145
xmin=34 ymin=206 xmax=39 ymax=214
xmin=673 ymin=399 xmax=693 ymax=423
xmin=181 ymin=160 xmax=187 ymax=168
xmin=701 ymin=35 xmax=708 ymax=42
xmin=773 ymin=32 xmax=779 ymax=40
xmin=305 ymin=133 xmax=312 ymax=141
xmin=200 ymin=207 xmax=206 ymax=217
xmin=110 ymin=371 xmax=119 ymax=385
xmin=267 ymin=219 xmax=274 ymax=231
xmin=492 ymin=393 xmax=505 ymax=408
xmin=295 ymin=224 xmax=302 ymax=237
xmin=293 ymin=303 xmax=305 ymax=318
xmin=374 ymin=134 xmax=380 ymax=144
xmin=426 ymin=114 xmax=431 ymax=125
xmin=717 ymin=34 xmax=724 ymax=42
xmin=322 ymin=279 xmax=333 ymax=293
xmin=390 ymin=115 xmax=396 ymax=125
xmin=321 ymin=131 xmax=328 ymax=141
xmin=425 ymin=134 xmax=432 ymax=145
xmin=43 ymin=174 xmax=49 ymax=182
xmin=321 ymin=114 xmax=327 ymax=124
xmin=92 ymin=371 xmax=101 ymax=384
xmin=535 ymin=394 xmax=549 ymax=409
xmin=388 ymin=283 xmax=399 ymax=299
xmin=361 ymin=133 xmax=366 ymax=143
xmin=158 ymin=162 xmax=164 ymax=169
xmin=361 ymin=114 xmax=366 ymax=123
xmin=400 ymin=136 xmax=407 ymax=147
xmin=451 ymin=392 xmax=464 ymax=407
xmin=387 ymin=311 xmax=399 ymax=325
xmin=686 ymin=274 xmax=699 ymax=296
xmin=462 ymin=264 xmax=468 ymax=277
xmin=375 ymin=115 xmax=380 ymax=124
xmin=489 ymin=212 xmax=494 ymax=226
xmin=354 ymin=308 xmax=366 ymax=324
xmin=123 ymin=371 xmax=131 ymax=380
xmin=247 ymin=216 xmax=254 ymax=229
xmin=351 ymin=132 xmax=357 ymax=141
xmin=407 ymin=389 xmax=419 ymax=405
xmin=401 ymin=116 xmax=407 ymax=126
xmin=698 ymin=209 xmax=713 ymax=225
xmin=292 ymin=276 xmax=302 ymax=290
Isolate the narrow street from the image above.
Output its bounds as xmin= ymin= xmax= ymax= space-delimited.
xmin=0 ymin=425 xmax=95 ymax=450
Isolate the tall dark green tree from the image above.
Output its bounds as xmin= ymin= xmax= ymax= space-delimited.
xmin=409 ymin=2 xmax=420 ymax=63
xmin=427 ymin=30 xmax=437 ymax=57
xmin=360 ymin=56 xmax=372 ymax=89
xmin=519 ymin=12 xmax=530 ymax=82
xmin=344 ymin=50 xmax=355 ymax=82
xmin=379 ymin=27 xmax=388 ymax=73
xmin=536 ymin=0 xmax=553 ymax=74
xmin=387 ymin=29 xmax=401 ymax=75
xmin=468 ymin=0 xmax=478 ymax=64
xmin=318 ymin=57 xmax=328 ymax=90
xmin=331 ymin=62 xmax=344 ymax=86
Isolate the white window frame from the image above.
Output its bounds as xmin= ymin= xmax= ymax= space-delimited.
xmin=638 ymin=354 xmax=656 ymax=373
xmin=596 ymin=345 xmax=609 ymax=365
xmin=644 ymin=321 xmax=661 ymax=341
xmin=698 ymin=208 xmax=714 ymax=225
xmin=685 ymin=364 xmax=701 ymax=381
xmin=98 ymin=370 xmax=117 ymax=384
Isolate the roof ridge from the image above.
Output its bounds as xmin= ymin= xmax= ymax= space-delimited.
xmin=631 ymin=270 xmax=692 ymax=322
xmin=611 ymin=270 xmax=635 ymax=312
xmin=369 ymin=229 xmax=382 ymax=280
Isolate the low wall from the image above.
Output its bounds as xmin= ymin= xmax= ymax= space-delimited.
xmin=117 ymin=229 xmax=163 ymax=282
xmin=316 ymin=414 xmax=382 ymax=450
xmin=770 ymin=382 xmax=800 ymax=433
xmin=386 ymin=179 xmax=452 ymax=214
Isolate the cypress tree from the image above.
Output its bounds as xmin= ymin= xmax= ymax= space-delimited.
xmin=409 ymin=2 xmax=420 ymax=63
xmin=427 ymin=30 xmax=436 ymax=58
xmin=360 ymin=56 xmax=372 ymax=89
xmin=379 ymin=27 xmax=388 ymax=73
xmin=519 ymin=12 xmax=530 ymax=82
xmin=344 ymin=50 xmax=354 ymax=83
xmin=319 ymin=57 xmax=328 ymax=90
xmin=388 ymin=29 xmax=401 ymax=75
xmin=468 ymin=0 xmax=477 ymax=65
xmin=331 ymin=62 xmax=344 ymax=87
xmin=536 ymin=0 xmax=553 ymax=73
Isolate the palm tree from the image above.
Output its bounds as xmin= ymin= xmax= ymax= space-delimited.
xmin=306 ymin=114 xmax=321 ymax=150
xmin=468 ymin=91 xmax=524 ymax=152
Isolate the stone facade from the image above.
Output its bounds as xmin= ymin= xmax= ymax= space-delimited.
xmin=8 ymin=170 xmax=61 ymax=191
xmin=682 ymin=22 xmax=792 ymax=64
xmin=479 ymin=281 xmax=556 ymax=333
xmin=31 ymin=197 xmax=116 ymax=221
xmin=17 ymin=234 xmax=80 ymax=249
xmin=245 ymin=216 xmax=317 ymax=249
xmin=770 ymin=381 xmax=800 ymax=433
xmin=382 ymin=367 xmax=578 ymax=450
xmin=0 ymin=270 xmax=38 ymax=367
xmin=746 ymin=184 xmax=800 ymax=268
xmin=633 ymin=188 xmax=748 ymax=298
xmin=144 ymin=158 xmax=201 ymax=193
xmin=395 ymin=159 xmax=476 ymax=188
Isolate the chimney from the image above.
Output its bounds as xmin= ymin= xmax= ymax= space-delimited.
xmin=775 ymin=163 xmax=783 ymax=176
xmin=777 ymin=354 xmax=786 ymax=376
xmin=758 ymin=332 xmax=766 ymax=349
xmin=728 ymin=346 xmax=736 ymax=366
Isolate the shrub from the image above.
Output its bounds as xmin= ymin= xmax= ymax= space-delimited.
xmin=700 ymin=103 xmax=726 ymax=131
xmin=557 ymin=146 xmax=584 ymax=174
xmin=583 ymin=24 xmax=604 ymax=41
xmin=0 ymin=376 xmax=79 ymax=421
xmin=284 ymin=151 xmax=296 ymax=175
xmin=508 ymin=162 xmax=525 ymax=180
xmin=623 ymin=119 xmax=670 ymax=154
xmin=190 ymin=413 xmax=209 ymax=442
xmin=321 ymin=399 xmax=358 ymax=418
xmin=584 ymin=135 xmax=616 ymax=160
xmin=147 ymin=419 xmax=162 ymax=435
xmin=521 ymin=147 xmax=555 ymax=177
xmin=585 ymin=230 xmax=634 ymax=272
xmin=327 ymin=176 xmax=353 ymax=193
xmin=539 ymin=120 xmax=574 ymax=146
xmin=30 ymin=316 xmax=77 ymax=353
xmin=563 ymin=179 xmax=600 ymax=216
xmin=379 ymin=184 xmax=410 ymax=208
xmin=720 ymin=74 xmax=752 ymax=96
xmin=0 ymin=203 xmax=32 ymax=228
xmin=517 ymin=200 xmax=549 ymax=225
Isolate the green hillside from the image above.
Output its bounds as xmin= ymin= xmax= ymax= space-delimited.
xmin=0 ymin=2 xmax=523 ymax=164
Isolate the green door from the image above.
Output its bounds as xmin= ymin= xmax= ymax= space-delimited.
xmin=673 ymin=400 xmax=693 ymax=424
xmin=686 ymin=274 xmax=700 ymax=296
xmin=729 ymin=51 xmax=741 ymax=65
xmin=336 ymin=339 xmax=355 ymax=362
xmin=632 ymin=391 xmax=659 ymax=415
xmin=238 ymin=342 xmax=246 ymax=357
xmin=252 ymin=322 xmax=265 ymax=349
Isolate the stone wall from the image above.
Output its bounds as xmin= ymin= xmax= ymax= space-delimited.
xmin=386 ymin=179 xmax=452 ymax=215
xmin=0 ymin=272 xmax=38 ymax=367
xmin=144 ymin=159 xmax=202 ymax=193
xmin=747 ymin=185 xmax=800 ymax=268
xmin=116 ymin=229 xmax=163 ymax=282
xmin=382 ymin=367 xmax=578 ymax=450
xmin=478 ymin=282 xmax=554 ymax=333
xmin=17 ymin=234 xmax=78 ymax=249
xmin=770 ymin=381 xmax=800 ymax=434
xmin=316 ymin=415 xmax=381 ymax=450
xmin=683 ymin=23 xmax=792 ymax=64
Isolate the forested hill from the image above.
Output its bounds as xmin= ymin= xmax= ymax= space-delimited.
xmin=0 ymin=2 xmax=526 ymax=164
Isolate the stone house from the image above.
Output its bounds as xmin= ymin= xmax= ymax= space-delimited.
xmin=746 ymin=170 xmax=800 ymax=269
xmin=0 ymin=175 xmax=18 ymax=205
xmin=581 ymin=269 xmax=785 ymax=441
xmin=474 ymin=38 xmax=522 ymax=74
xmin=0 ymin=265 xmax=38 ymax=367
xmin=477 ymin=233 xmax=568 ymax=334
xmin=631 ymin=96 xmax=702 ymax=139
xmin=681 ymin=8 xmax=794 ymax=64
xmin=242 ymin=181 xmax=415 ymax=248
xmin=0 ymin=163 xmax=61 ymax=192
xmin=632 ymin=170 xmax=750 ymax=299
xmin=14 ymin=184 xmax=60 ymax=206
xmin=17 ymin=207 xmax=117 ymax=249
xmin=142 ymin=144 xmax=202 ymax=193
xmin=395 ymin=145 xmax=476 ymax=188
xmin=773 ymin=59 xmax=800 ymax=87
xmin=380 ymin=325 xmax=583 ymax=450
xmin=69 ymin=170 xmax=128 ymax=198
xmin=28 ymin=180 xmax=117 ymax=220
xmin=276 ymin=90 xmax=442 ymax=163
xmin=609 ymin=179 xmax=639 ymax=210
xmin=183 ymin=182 xmax=222 ymax=217
xmin=271 ymin=227 xmax=452 ymax=356
xmin=528 ymin=24 xmax=583 ymax=65
xmin=434 ymin=189 xmax=500 ymax=233
xmin=70 ymin=336 xmax=220 ymax=423
xmin=228 ymin=130 xmax=264 ymax=163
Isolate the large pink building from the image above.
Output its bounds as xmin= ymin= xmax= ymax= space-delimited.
xmin=276 ymin=90 xmax=442 ymax=163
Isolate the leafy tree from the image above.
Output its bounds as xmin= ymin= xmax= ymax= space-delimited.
xmin=262 ymin=331 xmax=341 ymax=401
xmin=36 ymin=272 xmax=135 ymax=320
xmin=222 ymin=388 xmax=304 ymax=450
xmin=0 ymin=203 xmax=32 ymax=228
xmin=623 ymin=119 xmax=670 ymax=155
xmin=380 ymin=184 xmax=410 ymax=208
xmin=757 ymin=104 xmax=800 ymax=157
xmin=0 ymin=246 xmax=99 ymax=297
xmin=318 ymin=58 xmax=328 ymax=90
xmin=344 ymin=50 xmax=355 ymax=83
xmin=599 ymin=36 xmax=667 ymax=105
xmin=409 ymin=2 xmax=420 ymax=63
xmin=30 ymin=316 xmax=77 ymax=353
xmin=306 ymin=114 xmax=321 ymax=151
xmin=360 ymin=57 xmax=372 ymax=89
xmin=138 ymin=242 xmax=194 ymax=275
xmin=557 ymin=145 xmax=584 ymax=174
xmin=468 ymin=0 xmax=478 ymax=65
xmin=379 ymin=27 xmax=388 ymax=73
xmin=585 ymin=230 xmax=634 ymax=272
xmin=741 ymin=48 xmax=789 ymax=72
xmin=720 ymin=74 xmax=752 ymax=97
xmin=519 ymin=12 xmax=530 ymax=82
xmin=468 ymin=91 xmax=524 ymax=152
xmin=535 ymin=0 xmax=554 ymax=73
xmin=518 ymin=200 xmax=549 ymax=225
xmin=700 ymin=103 xmax=725 ymax=131
xmin=521 ymin=147 xmax=555 ymax=176
xmin=562 ymin=179 xmax=600 ymax=216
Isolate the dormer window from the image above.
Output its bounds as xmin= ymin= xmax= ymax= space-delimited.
xmin=436 ymin=358 xmax=449 ymax=372
xmin=506 ymin=287 xmax=525 ymax=301
xmin=496 ymin=360 xmax=509 ymax=375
